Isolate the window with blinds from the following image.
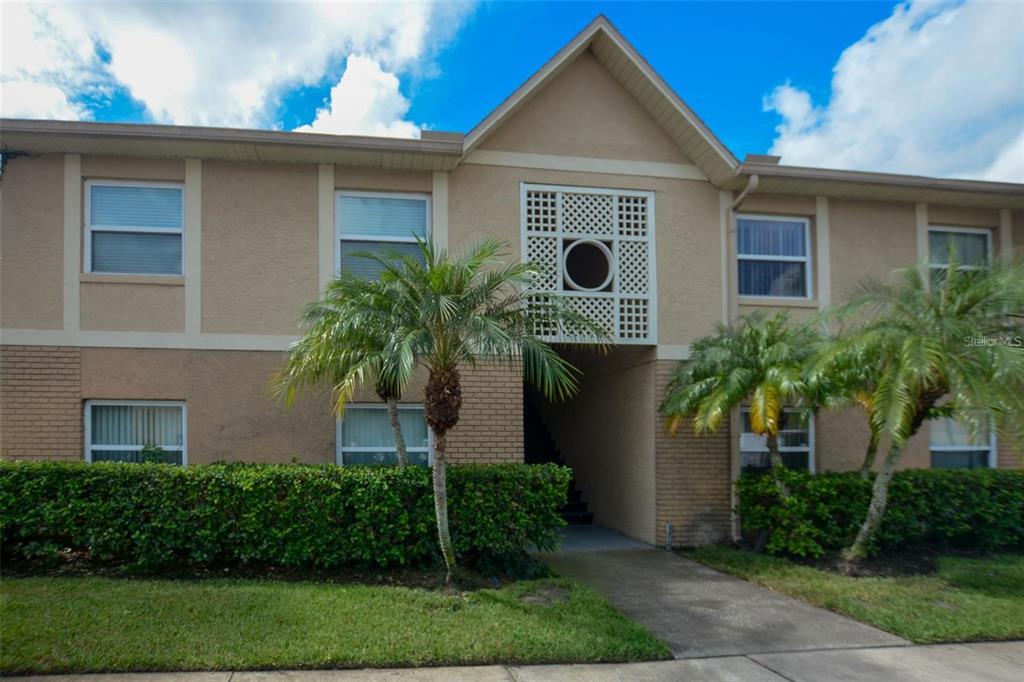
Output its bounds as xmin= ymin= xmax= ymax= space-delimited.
xmin=928 ymin=228 xmax=991 ymax=273
xmin=336 ymin=192 xmax=430 ymax=279
xmin=930 ymin=414 xmax=994 ymax=469
xmin=85 ymin=401 xmax=186 ymax=465
xmin=739 ymin=408 xmax=814 ymax=474
xmin=336 ymin=404 xmax=430 ymax=466
xmin=737 ymin=215 xmax=811 ymax=298
xmin=86 ymin=182 xmax=184 ymax=275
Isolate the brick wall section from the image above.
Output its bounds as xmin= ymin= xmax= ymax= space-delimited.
xmin=446 ymin=361 xmax=524 ymax=463
xmin=998 ymin=438 xmax=1022 ymax=469
xmin=1 ymin=346 xmax=83 ymax=460
xmin=654 ymin=359 xmax=732 ymax=547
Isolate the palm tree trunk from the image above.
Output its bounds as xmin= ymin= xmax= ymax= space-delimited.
xmin=858 ymin=428 xmax=880 ymax=479
xmin=844 ymin=393 xmax=940 ymax=565
xmin=842 ymin=441 xmax=902 ymax=564
xmin=431 ymin=431 xmax=456 ymax=580
xmin=767 ymin=433 xmax=784 ymax=469
xmin=386 ymin=398 xmax=408 ymax=467
xmin=767 ymin=434 xmax=790 ymax=497
xmin=424 ymin=366 xmax=463 ymax=582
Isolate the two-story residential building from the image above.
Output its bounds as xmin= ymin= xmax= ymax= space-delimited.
xmin=2 ymin=16 xmax=1022 ymax=547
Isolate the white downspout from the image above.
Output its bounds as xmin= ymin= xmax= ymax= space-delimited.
xmin=732 ymin=173 xmax=759 ymax=211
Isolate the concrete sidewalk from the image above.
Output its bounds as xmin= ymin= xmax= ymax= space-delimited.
xmin=543 ymin=548 xmax=905 ymax=658
xmin=14 ymin=642 xmax=1024 ymax=682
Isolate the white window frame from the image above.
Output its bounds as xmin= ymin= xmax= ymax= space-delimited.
xmin=929 ymin=416 xmax=997 ymax=469
xmin=736 ymin=214 xmax=813 ymax=300
xmin=336 ymin=402 xmax=433 ymax=466
xmin=84 ymin=180 xmax=185 ymax=275
xmin=334 ymin=190 xmax=432 ymax=277
xmin=739 ymin=407 xmax=815 ymax=473
xmin=927 ymin=226 xmax=992 ymax=273
xmin=84 ymin=400 xmax=188 ymax=465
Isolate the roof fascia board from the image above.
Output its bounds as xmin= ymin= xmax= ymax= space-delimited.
xmin=741 ymin=162 xmax=1024 ymax=195
xmin=0 ymin=118 xmax=464 ymax=157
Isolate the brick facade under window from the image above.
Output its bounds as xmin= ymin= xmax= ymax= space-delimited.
xmin=0 ymin=346 xmax=83 ymax=460
xmin=0 ymin=346 xmax=524 ymax=465
xmin=447 ymin=361 xmax=524 ymax=463
xmin=654 ymin=359 xmax=732 ymax=548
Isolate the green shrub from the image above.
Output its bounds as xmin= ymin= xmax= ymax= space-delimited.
xmin=737 ymin=468 xmax=1024 ymax=558
xmin=0 ymin=461 xmax=570 ymax=575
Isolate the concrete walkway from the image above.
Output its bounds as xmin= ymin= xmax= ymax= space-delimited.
xmin=16 ymin=644 xmax=1024 ymax=682
xmin=543 ymin=546 xmax=906 ymax=658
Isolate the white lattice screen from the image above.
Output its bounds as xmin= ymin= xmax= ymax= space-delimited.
xmin=522 ymin=184 xmax=655 ymax=344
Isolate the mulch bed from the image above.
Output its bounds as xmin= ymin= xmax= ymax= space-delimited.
xmin=0 ymin=550 xmax=524 ymax=591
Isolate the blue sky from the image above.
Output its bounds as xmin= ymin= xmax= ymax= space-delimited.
xmin=397 ymin=2 xmax=896 ymax=160
xmin=2 ymin=1 xmax=1021 ymax=181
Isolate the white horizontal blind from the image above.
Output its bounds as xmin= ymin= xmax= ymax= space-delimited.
xmin=737 ymin=216 xmax=809 ymax=298
xmin=338 ymin=405 xmax=429 ymax=466
xmin=88 ymin=183 xmax=184 ymax=275
xmin=339 ymin=196 xmax=427 ymax=238
xmin=91 ymin=186 xmax=183 ymax=228
xmin=739 ymin=408 xmax=813 ymax=472
xmin=87 ymin=402 xmax=185 ymax=465
xmin=928 ymin=230 xmax=990 ymax=269
xmin=339 ymin=241 xmax=423 ymax=278
xmin=930 ymin=415 xmax=993 ymax=469
xmin=337 ymin=194 xmax=429 ymax=279
xmin=92 ymin=233 xmax=182 ymax=274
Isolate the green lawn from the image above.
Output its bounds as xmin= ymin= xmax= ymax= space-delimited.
xmin=0 ymin=576 xmax=670 ymax=674
xmin=687 ymin=546 xmax=1024 ymax=644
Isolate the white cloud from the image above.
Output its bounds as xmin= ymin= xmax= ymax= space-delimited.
xmin=0 ymin=2 xmax=475 ymax=134
xmin=764 ymin=1 xmax=1024 ymax=183
xmin=0 ymin=4 xmax=102 ymax=119
xmin=295 ymin=55 xmax=420 ymax=138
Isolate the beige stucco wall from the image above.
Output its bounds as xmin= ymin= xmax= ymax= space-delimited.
xmin=541 ymin=347 xmax=657 ymax=543
xmin=82 ymin=156 xmax=185 ymax=182
xmin=334 ymin=167 xmax=431 ymax=193
xmin=479 ymin=50 xmax=692 ymax=164
xmin=830 ymin=199 xmax=918 ymax=298
xmin=815 ymin=409 xmax=930 ymax=472
xmin=928 ymin=204 xmax=1000 ymax=229
xmin=202 ymin=160 xmax=318 ymax=334
xmin=1 ymin=155 xmax=65 ymax=329
xmin=80 ymin=280 xmax=185 ymax=332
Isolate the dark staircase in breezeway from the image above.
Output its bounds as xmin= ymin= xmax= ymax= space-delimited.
xmin=524 ymin=392 xmax=594 ymax=525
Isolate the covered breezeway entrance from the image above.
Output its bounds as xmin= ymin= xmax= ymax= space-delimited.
xmin=525 ymin=345 xmax=659 ymax=545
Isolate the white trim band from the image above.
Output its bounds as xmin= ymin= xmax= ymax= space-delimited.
xmin=1 ymin=328 xmax=297 ymax=351
xmin=465 ymin=150 xmax=707 ymax=181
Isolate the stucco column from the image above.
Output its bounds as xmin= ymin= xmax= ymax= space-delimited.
xmin=63 ymin=154 xmax=81 ymax=333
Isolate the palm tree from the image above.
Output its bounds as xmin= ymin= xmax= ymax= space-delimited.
xmin=660 ymin=312 xmax=821 ymax=489
xmin=813 ymin=254 xmax=1024 ymax=563
xmin=279 ymin=238 xmax=607 ymax=580
xmin=805 ymin=341 xmax=885 ymax=479
xmin=276 ymin=273 xmax=412 ymax=466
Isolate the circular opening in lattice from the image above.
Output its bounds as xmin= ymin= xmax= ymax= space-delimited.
xmin=563 ymin=239 xmax=613 ymax=292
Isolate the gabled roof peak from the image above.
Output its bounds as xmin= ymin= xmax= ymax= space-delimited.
xmin=464 ymin=15 xmax=740 ymax=185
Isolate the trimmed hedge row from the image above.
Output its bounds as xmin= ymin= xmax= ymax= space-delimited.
xmin=738 ymin=468 xmax=1024 ymax=558
xmin=0 ymin=461 xmax=571 ymax=573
